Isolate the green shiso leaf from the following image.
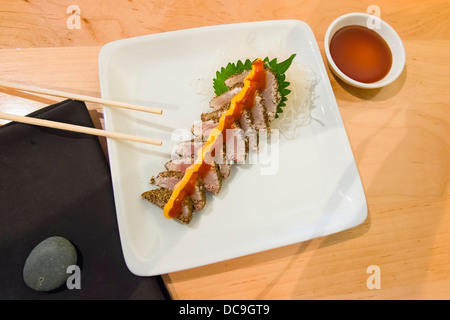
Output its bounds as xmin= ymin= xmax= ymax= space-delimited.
xmin=212 ymin=54 xmax=296 ymax=118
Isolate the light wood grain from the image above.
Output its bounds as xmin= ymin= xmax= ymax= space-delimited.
xmin=0 ymin=0 xmax=449 ymax=300
xmin=0 ymin=0 xmax=448 ymax=49
xmin=0 ymin=46 xmax=102 ymax=124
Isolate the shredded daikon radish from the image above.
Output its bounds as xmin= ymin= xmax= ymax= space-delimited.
xmin=271 ymin=62 xmax=317 ymax=139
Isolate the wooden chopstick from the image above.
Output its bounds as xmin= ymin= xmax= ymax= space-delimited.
xmin=0 ymin=80 xmax=162 ymax=115
xmin=0 ymin=112 xmax=162 ymax=146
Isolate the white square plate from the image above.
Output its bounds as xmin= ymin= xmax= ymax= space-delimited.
xmin=98 ymin=20 xmax=367 ymax=276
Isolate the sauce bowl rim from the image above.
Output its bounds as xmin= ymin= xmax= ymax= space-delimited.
xmin=324 ymin=12 xmax=405 ymax=89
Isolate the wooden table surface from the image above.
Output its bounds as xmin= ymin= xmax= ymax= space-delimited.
xmin=1 ymin=0 xmax=449 ymax=299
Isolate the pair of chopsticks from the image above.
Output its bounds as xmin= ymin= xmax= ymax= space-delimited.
xmin=0 ymin=80 xmax=163 ymax=146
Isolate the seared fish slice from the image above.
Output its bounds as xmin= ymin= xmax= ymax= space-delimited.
xmin=191 ymin=118 xmax=247 ymax=164
xmin=174 ymin=139 xmax=231 ymax=179
xmin=224 ymin=69 xmax=280 ymax=121
xmin=141 ymin=188 xmax=194 ymax=224
xmin=209 ymin=83 xmax=244 ymax=110
xmin=151 ymin=170 xmax=207 ymax=211
xmin=165 ymin=156 xmax=222 ymax=194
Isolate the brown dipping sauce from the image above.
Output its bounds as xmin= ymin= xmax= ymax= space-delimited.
xmin=330 ymin=25 xmax=392 ymax=83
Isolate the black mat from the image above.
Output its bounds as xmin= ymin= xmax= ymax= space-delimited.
xmin=0 ymin=100 xmax=170 ymax=299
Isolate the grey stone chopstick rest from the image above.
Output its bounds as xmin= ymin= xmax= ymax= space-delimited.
xmin=23 ymin=236 xmax=77 ymax=292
